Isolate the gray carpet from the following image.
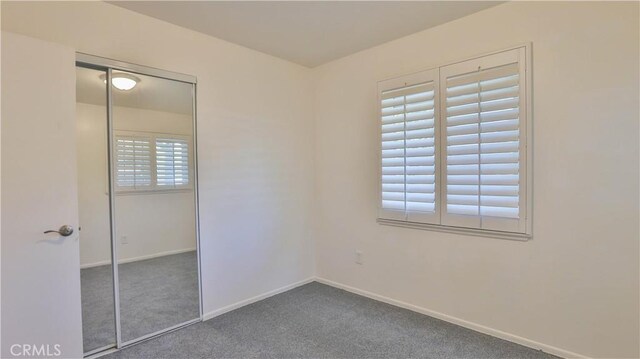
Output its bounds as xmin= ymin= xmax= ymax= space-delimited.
xmin=104 ymin=282 xmax=557 ymax=359
xmin=81 ymin=261 xmax=117 ymax=352
xmin=81 ymin=251 xmax=200 ymax=352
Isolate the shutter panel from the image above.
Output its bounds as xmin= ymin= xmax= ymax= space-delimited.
xmin=115 ymin=135 xmax=152 ymax=189
xmin=156 ymin=138 xmax=190 ymax=188
xmin=379 ymin=69 xmax=439 ymax=224
xmin=440 ymin=48 xmax=527 ymax=233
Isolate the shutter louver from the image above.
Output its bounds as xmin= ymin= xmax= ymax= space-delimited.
xmin=442 ymin=57 xmax=525 ymax=231
xmin=380 ymin=75 xmax=438 ymax=223
xmin=156 ymin=138 xmax=190 ymax=188
xmin=115 ymin=136 xmax=152 ymax=189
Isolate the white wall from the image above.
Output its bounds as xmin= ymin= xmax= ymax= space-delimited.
xmin=76 ymin=102 xmax=111 ymax=267
xmin=77 ymin=103 xmax=196 ymax=267
xmin=1 ymin=1 xmax=316 ymax=348
xmin=312 ymin=2 xmax=639 ymax=358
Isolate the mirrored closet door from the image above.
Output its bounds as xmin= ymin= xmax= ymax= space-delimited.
xmin=112 ymin=71 xmax=199 ymax=344
xmin=77 ymin=66 xmax=117 ymax=354
xmin=76 ymin=57 xmax=201 ymax=356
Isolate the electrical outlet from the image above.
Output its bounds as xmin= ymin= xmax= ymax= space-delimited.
xmin=355 ymin=250 xmax=363 ymax=265
xmin=121 ymin=235 xmax=128 ymax=244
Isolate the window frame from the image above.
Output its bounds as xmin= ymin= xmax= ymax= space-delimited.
xmin=113 ymin=130 xmax=194 ymax=194
xmin=377 ymin=44 xmax=533 ymax=240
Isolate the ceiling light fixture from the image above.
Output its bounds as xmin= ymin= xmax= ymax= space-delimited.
xmin=99 ymin=73 xmax=140 ymax=91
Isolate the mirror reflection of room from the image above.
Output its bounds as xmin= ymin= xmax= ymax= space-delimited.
xmin=76 ymin=67 xmax=199 ymax=352
xmin=76 ymin=66 xmax=115 ymax=354
xmin=112 ymin=71 xmax=198 ymax=343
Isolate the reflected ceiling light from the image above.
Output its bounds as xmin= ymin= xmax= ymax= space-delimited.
xmin=99 ymin=73 xmax=140 ymax=91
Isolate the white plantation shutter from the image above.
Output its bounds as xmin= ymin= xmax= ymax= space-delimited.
xmin=113 ymin=131 xmax=193 ymax=192
xmin=377 ymin=46 xmax=530 ymax=237
xmin=379 ymin=69 xmax=439 ymax=224
xmin=156 ymin=138 xmax=190 ymax=188
xmin=115 ymin=135 xmax=152 ymax=189
xmin=440 ymin=48 xmax=527 ymax=233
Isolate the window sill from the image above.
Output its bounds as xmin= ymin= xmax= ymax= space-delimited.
xmin=114 ymin=188 xmax=193 ymax=196
xmin=377 ymin=218 xmax=531 ymax=241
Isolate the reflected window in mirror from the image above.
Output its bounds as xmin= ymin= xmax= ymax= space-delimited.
xmin=114 ymin=131 xmax=193 ymax=193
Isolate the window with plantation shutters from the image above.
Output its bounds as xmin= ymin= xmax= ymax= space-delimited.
xmin=156 ymin=138 xmax=190 ymax=188
xmin=115 ymin=135 xmax=152 ymax=189
xmin=378 ymin=45 xmax=531 ymax=238
xmin=113 ymin=131 xmax=192 ymax=193
xmin=440 ymin=48 xmax=527 ymax=233
xmin=379 ymin=69 xmax=439 ymax=224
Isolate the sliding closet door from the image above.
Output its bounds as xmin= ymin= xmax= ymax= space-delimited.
xmin=110 ymin=71 xmax=200 ymax=343
xmin=76 ymin=66 xmax=117 ymax=355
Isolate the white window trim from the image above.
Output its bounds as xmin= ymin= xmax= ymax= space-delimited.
xmin=113 ymin=130 xmax=194 ymax=195
xmin=377 ymin=43 xmax=533 ymax=240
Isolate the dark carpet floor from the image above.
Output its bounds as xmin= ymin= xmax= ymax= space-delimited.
xmin=103 ymin=282 xmax=557 ymax=359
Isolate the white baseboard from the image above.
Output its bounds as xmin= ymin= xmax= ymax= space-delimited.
xmin=80 ymin=247 xmax=196 ymax=269
xmin=315 ymin=277 xmax=589 ymax=359
xmin=202 ymin=277 xmax=315 ymax=321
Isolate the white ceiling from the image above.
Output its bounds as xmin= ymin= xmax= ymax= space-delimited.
xmin=109 ymin=1 xmax=502 ymax=68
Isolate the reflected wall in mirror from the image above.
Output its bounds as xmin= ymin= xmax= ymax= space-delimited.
xmin=76 ymin=66 xmax=116 ymax=354
xmin=111 ymin=71 xmax=199 ymax=342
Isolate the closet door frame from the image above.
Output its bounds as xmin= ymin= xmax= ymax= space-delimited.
xmin=76 ymin=53 xmax=202 ymax=355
